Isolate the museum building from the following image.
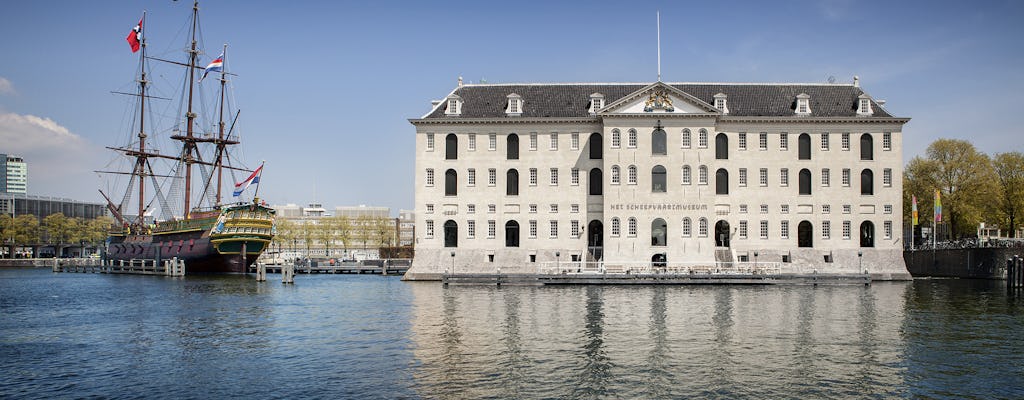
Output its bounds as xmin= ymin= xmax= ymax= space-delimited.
xmin=406 ymin=78 xmax=911 ymax=280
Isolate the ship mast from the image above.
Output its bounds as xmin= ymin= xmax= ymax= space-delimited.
xmin=134 ymin=11 xmax=149 ymax=225
xmin=215 ymin=43 xmax=227 ymax=204
xmin=181 ymin=0 xmax=200 ymax=218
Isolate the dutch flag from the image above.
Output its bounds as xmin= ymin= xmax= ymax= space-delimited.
xmin=199 ymin=53 xmax=224 ymax=83
xmin=233 ymin=164 xmax=263 ymax=197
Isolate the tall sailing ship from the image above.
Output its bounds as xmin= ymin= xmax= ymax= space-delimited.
xmin=100 ymin=1 xmax=275 ymax=274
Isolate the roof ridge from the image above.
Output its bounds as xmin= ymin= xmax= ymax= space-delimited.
xmin=459 ymin=82 xmax=856 ymax=87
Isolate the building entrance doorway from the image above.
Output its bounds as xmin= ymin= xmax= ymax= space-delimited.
xmin=715 ymin=220 xmax=730 ymax=247
xmin=588 ymin=220 xmax=603 ymax=261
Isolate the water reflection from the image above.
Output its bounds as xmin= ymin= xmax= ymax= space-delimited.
xmin=410 ymin=283 xmax=923 ymax=398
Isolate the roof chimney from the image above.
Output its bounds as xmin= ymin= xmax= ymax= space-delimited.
xmin=458 ymin=76 xmax=463 ymax=87
xmin=853 ymin=75 xmax=860 ymax=87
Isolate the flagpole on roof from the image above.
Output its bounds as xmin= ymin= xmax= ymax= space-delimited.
xmin=656 ymin=11 xmax=661 ymax=82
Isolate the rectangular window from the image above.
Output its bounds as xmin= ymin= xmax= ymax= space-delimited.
xmin=760 ymin=220 xmax=769 ymax=239
xmin=529 ymin=133 xmax=538 ymax=150
xmin=821 ymin=168 xmax=830 ymax=187
xmin=759 ymin=133 xmax=768 ymax=150
xmin=426 ymin=204 xmax=434 ymax=214
xmin=739 ymin=204 xmax=748 ymax=213
xmin=781 ymin=220 xmax=790 ymax=239
xmin=571 ymin=220 xmax=580 ymax=238
xmin=571 ymin=168 xmax=579 ymax=186
xmin=630 ymin=130 xmax=639 ymax=148
xmin=426 ymin=133 xmax=435 ymax=151
xmin=780 ymin=168 xmax=789 ymax=187
xmin=550 ymin=168 xmax=559 ymax=186
xmin=550 ymin=133 xmax=559 ymax=150
xmin=739 ymin=168 xmax=747 ymax=187
xmin=823 ymin=204 xmax=832 ymax=214
xmin=843 ymin=205 xmax=852 ymax=214
xmin=571 ymin=133 xmax=580 ymax=150
xmin=821 ymin=133 xmax=830 ymax=151
xmin=738 ymin=133 xmax=747 ymax=150
xmin=781 ymin=204 xmax=790 ymax=214
xmin=822 ymin=221 xmax=831 ymax=239
xmin=529 ymin=220 xmax=537 ymax=238
xmin=842 ymin=133 xmax=850 ymax=151
xmin=780 ymin=133 xmax=789 ymax=150
xmin=760 ymin=204 xmax=768 ymax=214
xmin=425 ymin=220 xmax=434 ymax=238
xmin=883 ymin=132 xmax=892 ymax=151
xmin=488 ymin=204 xmax=496 ymax=213
xmin=529 ymin=168 xmax=538 ymax=186
xmin=467 ymin=204 xmax=476 ymax=214
xmin=884 ymin=221 xmax=893 ymax=239
xmin=883 ymin=168 xmax=892 ymax=187
xmin=550 ymin=204 xmax=558 ymax=213
xmin=426 ymin=169 xmax=434 ymax=186
xmin=468 ymin=133 xmax=476 ymax=151
xmin=759 ymin=168 xmax=768 ymax=187
xmin=489 ymin=133 xmax=497 ymax=151
xmin=843 ymin=221 xmax=851 ymax=239
xmin=488 ymin=220 xmax=496 ymax=239
xmin=571 ymin=204 xmax=580 ymax=213
xmin=612 ymin=131 xmax=621 ymax=148
xmin=488 ymin=169 xmax=496 ymax=186
xmin=467 ymin=169 xmax=476 ymax=186
xmin=467 ymin=220 xmax=476 ymax=239
xmin=842 ymin=169 xmax=851 ymax=187
xmin=884 ymin=204 xmax=893 ymax=214
xmin=739 ymin=221 xmax=748 ymax=239
xmin=681 ymin=131 xmax=690 ymax=148
xmin=550 ymin=220 xmax=558 ymax=238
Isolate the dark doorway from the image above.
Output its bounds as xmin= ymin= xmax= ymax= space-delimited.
xmin=799 ymin=133 xmax=811 ymax=160
xmin=588 ymin=220 xmax=603 ymax=261
xmin=861 ymin=134 xmax=874 ymax=160
xmin=860 ymin=221 xmax=875 ymax=247
xmin=505 ymin=221 xmax=520 ymax=247
xmin=446 ymin=134 xmax=458 ymax=160
xmin=716 ymin=133 xmax=728 ymax=159
xmin=445 ymin=169 xmax=457 ymax=196
xmin=589 ymin=133 xmax=602 ymax=159
xmin=716 ymin=168 xmax=729 ymax=195
xmin=715 ymin=220 xmax=731 ymax=247
xmin=798 ymin=221 xmax=813 ymax=248
xmin=444 ymin=220 xmax=458 ymax=248
xmin=652 ymin=253 xmax=667 ymax=268
xmin=589 ymin=168 xmax=603 ymax=195
xmin=507 ymin=134 xmax=519 ymax=160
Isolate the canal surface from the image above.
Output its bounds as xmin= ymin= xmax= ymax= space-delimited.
xmin=1 ymin=268 xmax=1022 ymax=399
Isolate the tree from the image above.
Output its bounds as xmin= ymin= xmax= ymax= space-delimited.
xmin=43 ymin=213 xmax=72 ymax=255
xmin=335 ymin=215 xmax=352 ymax=258
xmin=274 ymin=219 xmax=297 ymax=260
xmin=355 ymin=215 xmax=373 ymax=251
xmin=316 ymin=216 xmax=336 ymax=258
xmin=992 ymin=152 xmax=1024 ymax=237
xmin=374 ymin=217 xmax=394 ymax=248
xmin=13 ymin=214 xmax=40 ymax=255
xmin=1 ymin=214 xmax=14 ymax=258
xmin=903 ymin=139 xmax=997 ymax=239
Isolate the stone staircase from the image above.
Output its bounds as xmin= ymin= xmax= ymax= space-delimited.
xmin=715 ymin=248 xmax=734 ymax=268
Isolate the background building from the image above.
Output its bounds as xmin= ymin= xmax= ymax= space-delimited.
xmin=1 ymin=154 xmax=28 ymax=194
xmin=267 ymin=203 xmax=403 ymax=262
xmin=407 ymin=78 xmax=911 ymax=280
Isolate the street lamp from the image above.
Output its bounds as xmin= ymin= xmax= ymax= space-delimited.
xmin=556 ymin=251 xmax=561 ymax=273
xmin=450 ymin=251 xmax=455 ymax=276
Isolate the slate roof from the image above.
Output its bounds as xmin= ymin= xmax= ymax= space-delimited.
xmin=422 ymin=83 xmax=894 ymax=119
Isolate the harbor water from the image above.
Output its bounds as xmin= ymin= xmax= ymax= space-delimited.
xmin=1 ymin=268 xmax=1022 ymax=399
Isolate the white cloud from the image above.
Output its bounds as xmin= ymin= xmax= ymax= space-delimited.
xmin=0 ymin=112 xmax=104 ymax=199
xmin=0 ymin=77 xmax=14 ymax=95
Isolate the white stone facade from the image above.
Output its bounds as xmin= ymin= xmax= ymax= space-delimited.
xmin=407 ymin=82 xmax=911 ymax=280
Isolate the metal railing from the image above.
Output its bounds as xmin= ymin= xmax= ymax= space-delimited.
xmin=537 ymin=260 xmax=783 ymax=276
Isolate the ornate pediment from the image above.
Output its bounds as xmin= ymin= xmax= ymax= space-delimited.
xmin=600 ymin=82 xmax=719 ymax=115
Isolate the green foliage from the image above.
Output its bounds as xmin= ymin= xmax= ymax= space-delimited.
xmin=992 ymin=152 xmax=1024 ymax=237
xmin=903 ymin=139 xmax=999 ymax=239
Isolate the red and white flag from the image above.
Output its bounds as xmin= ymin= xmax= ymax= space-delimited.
xmin=126 ymin=17 xmax=142 ymax=53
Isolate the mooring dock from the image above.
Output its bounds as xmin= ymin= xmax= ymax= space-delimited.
xmin=249 ymin=260 xmax=410 ymax=276
xmin=442 ymin=272 xmax=873 ymax=286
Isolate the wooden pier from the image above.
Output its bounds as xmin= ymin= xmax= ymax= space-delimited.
xmin=251 ymin=259 xmax=410 ymax=276
xmin=52 ymin=258 xmax=186 ymax=276
xmin=442 ymin=271 xmax=872 ymax=286
xmin=1008 ymin=255 xmax=1024 ymax=292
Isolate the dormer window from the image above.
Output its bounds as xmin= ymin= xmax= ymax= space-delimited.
xmin=506 ymin=93 xmax=523 ymax=116
xmin=589 ymin=93 xmax=605 ymax=115
xmin=445 ymin=94 xmax=462 ymax=116
xmin=713 ymin=93 xmax=728 ymax=114
xmin=857 ymin=94 xmax=873 ymax=116
xmin=795 ymin=93 xmax=811 ymax=116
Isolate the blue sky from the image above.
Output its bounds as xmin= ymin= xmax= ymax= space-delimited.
xmin=1 ymin=0 xmax=1022 ymax=215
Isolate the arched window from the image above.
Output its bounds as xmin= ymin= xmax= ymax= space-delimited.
xmin=589 ymin=133 xmax=602 ymax=159
xmin=611 ymin=217 xmax=621 ymax=236
xmin=507 ymin=134 xmax=519 ymax=160
xmin=652 ymin=165 xmax=666 ymax=192
xmin=861 ymin=134 xmax=874 ymax=160
xmin=799 ymin=168 xmax=811 ymax=195
xmin=506 ymin=169 xmax=519 ymax=196
xmin=860 ymin=221 xmax=875 ymax=247
xmin=628 ymin=129 xmax=638 ymax=148
xmin=699 ymin=129 xmax=708 ymax=148
xmin=628 ymin=165 xmax=638 ymax=185
xmin=715 ymin=133 xmax=728 ymax=159
xmin=698 ymin=165 xmax=708 ymax=185
xmin=798 ymin=133 xmax=811 ymax=160
xmin=445 ymin=169 xmax=458 ymax=196
xmin=611 ymin=129 xmax=621 ymax=148
xmin=681 ymin=129 xmax=692 ymax=148
xmin=505 ymin=221 xmax=520 ymax=247
xmin=444 ymin=220 xmax=458 ymax=247
xmin=716 ymin=168 xmax=729 ymax=195
xmin=652 ymin=127 xmax=667 ymax=155
xmin=445 ymin=134 xmax=458 ymax=160
xmin=682 ymin=165 xmax=691 ymax=185
xmin=861 ymin=169 xmax=874 ymax=195
xmin=682 ymin=218 xmax=692 ymax=237
xmin=589 ymin=168 xmax=603 ymax=195
xmin=651 ymin=218 xmax=667 ymax=246
xmin=611 ymin=165 xmax=620 ymax=184
xmin=798 ymin=221 xmax=813 ymax=247
xmin=698 ymin=218 xmax=709 ymax=237
xmin=628 ymin=217 xmax=638 ymax=237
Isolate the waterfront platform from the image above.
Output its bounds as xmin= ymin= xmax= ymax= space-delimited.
xmin=251 ymin=260 xmax=410 ymax=276
xmin=441 ymin=271 xmax=873 ymax=286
